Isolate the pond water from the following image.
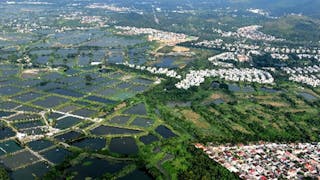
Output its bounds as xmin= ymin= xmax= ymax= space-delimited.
xmin=35 ymin=56 xmax=49 ymax=64
xmin=98 ymin=88 xmax=117 ymax=96
xmin=242 ymin=86 xmax=255 ymax=93
xmin=129 ymin=57 xmax=147 ymax=65
xmin=131 ymin=117 xmax=154 ymax=128
xmin=0 ymin=140 xmax=22 ymax=156
xmin=42 ymin=73 xmax=64 ymax=81
xmin=113 ymin=92 xmax=136 ymax=101
xmin=109 ymin=137 xmax=138 ymax=155
xmin=299 ymin=92 xmax=318 ymax=101
xmin=13 ymin=120 xmax=44 ymax=130
xmin=117 ymin=83 xmax=132 ymax=89
xmin=29 ymin=49 xmax=53 ymax=56
xmin=123 ymin=103 xmax=147 ymax=115
xmin=260 ymin=87 xmax=280 ymax=93
xmin=53 ymin=31 xmax=93 ymax=45
xmin=47 ymin=112 xmax=64 ymax=120
xmin=54 ymin=116 xmax=82 ymax=130
xmin=0 ymin=111 xmax=15 ymax=118
xmin=36 ymin=82 xmax=64 ymax=91
xmin=1 ymin=150 xmax=40 ymax=170
xmin=58 ymin=104 xmax=80 ymax=113
xmin=67 ymin=157 xmax=128 ymax=179
xmin=78 ymin=122 xmax=94 ymax=129
xmin=167 ymin=101 xmax=191 ymax=108
xmin=85 ymin=95 xmax=117 ymax=104
xmin=7 ymin=113 xmax=41 ymax=121
xmin=33 ymin=95 xmax=69 ymax=108
xmin=55 ymin=131 xmax=83 ymax=142
xmin=109 ymin=56 xmax=123 ymax=64
xmin=212 ymin=99 xmax=225 ymax=105
xmin=91 ymin=125 xmax=142 ymax=136
xmin=228 ymin=84 xmax=241 ymax=92
xmin=72 ymin=108 xmax=97 ymax=117
xmin=19 ymin=79 xmax=42 ymax=88
xmin=139 ymin=134 xmax=159 ymax=145
xmin=0 ymin=125 xmax=16 ymax=140
xmin=119 ymin=169 xmax=152 ymax=180
xmin=131 ymin=85 xmax=148 ymax=92
xmin=155 ymin=125 xmax=177 ymax=139
xmin=132 ymin=78 xmax=154 ymax=85
xmin=0 ymin=86 xmax=22 ymax=96
xmin=154 ymin=57 xmax=178 ymax=68
xmin=65 ymin=69 xmax=80 ymax=76
xmin=10 ymin=161 xmax=51 ymax=180
xmin=109 ymin=115 xmax=131 ymax=125
xmin=84 ymin=36 xmax=141 ymax=48
xmin=12 ymin=91 xmax=43 ymax=102
xmin=70 ymin=137 xmax=106 ymax=151
xmin=0 ymin=101 xmax=20 ymax=110
xmin=60 ymin=76 xmax=84 ymax=84
xmin=78 ymin=56 xmax=90 ymax=66
xmin=40 ymin=147 xmax=71 ymax=164
xmin=49 ymin=88 xmax=84 ymax=98
xmin=1 ymin=70 xmax=19 ymax=77
xmin=56 ymin=48 xmax=77 ymax=57
xmin=108 ymin=72 xmax=124 ymax=79
xmin=211 ymin=82 xmax=220 ymax=89
xmin=16 ymin=105 xmax=42 ymax=113
xmin=99 ymin=68 xmax=113 ymax=73
xmin=27 ymin=139 xmax=54 ymax=151
xmin=74 ymin=100 xmax=92 ymax=107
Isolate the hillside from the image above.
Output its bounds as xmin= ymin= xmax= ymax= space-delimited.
xmin=262 ymin=15 xmax=320 ymax=42
xmin=227 ymin=0 xmax=320 ymax=18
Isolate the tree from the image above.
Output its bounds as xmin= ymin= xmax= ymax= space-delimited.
xmin=63 ymin=58 xmax=68 ymax=66
xmin=178 ymin=145 xmax=239 ymax=180
xmin=0 ymin=168 xmax=9 ymax=180
xmin=85 ymin=74 xmax=93 ymax=85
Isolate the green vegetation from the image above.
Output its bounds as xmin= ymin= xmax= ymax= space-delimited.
xmin=263 ymin=15 xmax=320 ymax=42
xmin=178 ymin=145 xmax=239 ymax=179
xmin=144 ymin=78 xmax=320 ymax=143
xmin=0 ymin=168 xmax=9 ymax=180
xmin=1 ymin=0 xmax=320 ymax=179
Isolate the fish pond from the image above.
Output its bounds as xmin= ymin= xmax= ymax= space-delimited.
xmin=155 ymin=125 xmax=177 ymax=139
xmin=299 ymin=92 xmax=318 ymax=101
xmin=70 ymin=137 xmax=106 ymax=151
xmin=91 ymin=125 xmax=142 ymax=136
xmin=109 ymin=137 xmax=138 ymax=155
xmin=66 ymin=157 xmax=129 ymax=179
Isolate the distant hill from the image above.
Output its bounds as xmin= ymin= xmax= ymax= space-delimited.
xmin=261 ymin=15 xmax=320 ymax=42
xmin=227 ymin=0 xmax=320 ymax=18
xmin=87 ymin=0 xmax=320 ymax=18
